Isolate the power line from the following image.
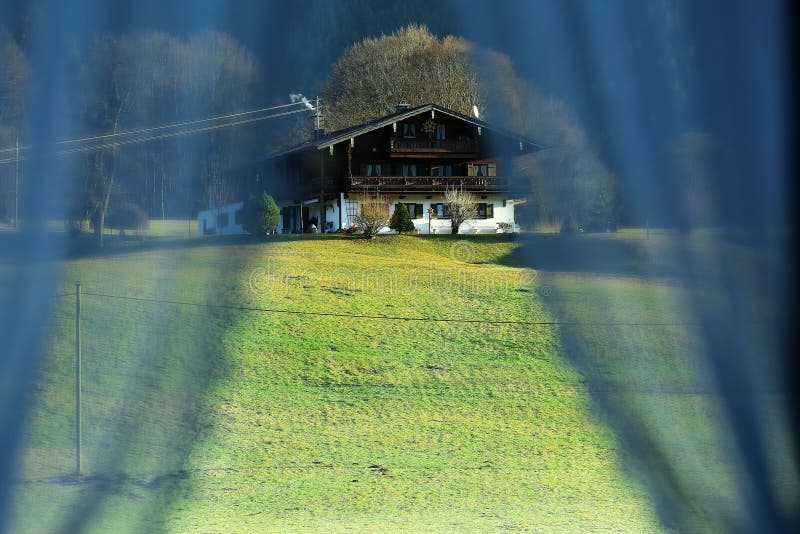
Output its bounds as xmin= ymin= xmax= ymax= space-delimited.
xmin=0 ymin=100 xmax=317 ymax=154
xmin=0 ymin=107 xmax=312 ymax=165
xmin=58 ymin=100 xmax=312 ymax=146
xmin=78 ymin=290 xmax=695 ymax=327
xmin=55 ymin=107 xmax=311 ymax=155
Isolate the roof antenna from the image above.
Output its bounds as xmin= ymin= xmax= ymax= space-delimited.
xmin=313 ymin=96 xmax=325 ymax=139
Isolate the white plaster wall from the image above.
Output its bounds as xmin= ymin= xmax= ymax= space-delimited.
xmin=322 ymin=199 xmax=341 ymax=232
xmin=375 ymin=195 xmax=518 ymax=234
xmin=200 ymin=195 xmax=520 ymax=235
xmin=197 ymin=201 xmax=245 ymax=235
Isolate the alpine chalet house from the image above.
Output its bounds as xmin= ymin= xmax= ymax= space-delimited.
xmin=199 ymin=103 xmax=543 ymax=235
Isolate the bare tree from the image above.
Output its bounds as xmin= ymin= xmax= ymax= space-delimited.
xmin=352 ymin=192 xmax=391 ymax=239
xmin=81 ymin=35 xmax=135 ymax=243
xmin=319 ymin=25 xmax=485 ymax=132
xmin=444 ymin=186 xmax=477 ymax=234
xmin=513 ymin=80 xmax=617 ymax=230
xmin=0 ymin=30 xmax=28 ymax=223
xmin=74 ymin=30 xmax=261 ymax=236
xmin=186 ymin=30 xmax=259 ymax=209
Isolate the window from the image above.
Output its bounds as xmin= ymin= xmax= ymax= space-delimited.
xmin=217 ymin=212 xmax=229 ymax=228
xmin=432 ymin=203 xmax=451 ymax=219
xmin=402 ymin=164 xmax=417 ymax=177
xmin=367 ymin=164 xmax=382 ymax=177
xmin=435 ymin=123 xmax=446 ymax=140
xmin=475 ymin=203 xmax=494 ymax=219
xmin=403 ymin=203 xmax=424 ymax=219
xmin=430 ymin=165 xmax=453 ymax=177
xmin=402 ymin=123 xmax=416 ymax=138
xmin=469 ymin=163 xmax=497 ymax=177
xmin=430 ymin=203 xmax=491 ymax=219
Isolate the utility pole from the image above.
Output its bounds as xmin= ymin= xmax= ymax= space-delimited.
xmin=75 ymin=282 xmax=82 ymax=476
xmin=14 ymin=135 xmax=19 ymax=228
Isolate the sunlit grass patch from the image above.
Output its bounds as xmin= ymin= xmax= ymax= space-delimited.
xmin=12 ymin=233 xmax=663 ymax=533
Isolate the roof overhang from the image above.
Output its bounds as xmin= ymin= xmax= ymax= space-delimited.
xmin=250 ymin=103 xmax=547 ymax=165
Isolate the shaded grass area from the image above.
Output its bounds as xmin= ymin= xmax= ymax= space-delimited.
xmin=7 ymin=238 xmax=241 ymax=533
xmin=541 ymin=259 xmax=797 ymax=531
xmin=9 ymin=232 xmax=663 ymax=532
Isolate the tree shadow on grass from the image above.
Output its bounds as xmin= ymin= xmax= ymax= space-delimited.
xmin=7 ymin=231 xmax=254 ymax=533
xmin=0 ymin=230 xmax=351 ymax=264
xmin=494 ymin=232 xmax=680 ymax=278
xmin=533 ymin=231 xmax=797 ymax=532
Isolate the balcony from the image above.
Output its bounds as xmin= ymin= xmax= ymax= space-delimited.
xmin=348 ymin=175 xmax=519 ymax=192
xmin=389 ymin=137 xmax=476 ymax=154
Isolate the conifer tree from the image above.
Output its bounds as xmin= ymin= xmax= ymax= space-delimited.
xmin=389 ymin=203 xmax=415 ymax=233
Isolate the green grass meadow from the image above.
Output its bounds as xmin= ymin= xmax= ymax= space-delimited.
xmin=5 ymin=224 xmax=767 ymax=532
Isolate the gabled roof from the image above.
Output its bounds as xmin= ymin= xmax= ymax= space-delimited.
xmin=254 ymin=103 xmax=547 ymax=163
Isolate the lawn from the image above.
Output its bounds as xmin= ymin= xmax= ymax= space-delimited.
xmin=6 ymin=229 xmax=676 ymax=532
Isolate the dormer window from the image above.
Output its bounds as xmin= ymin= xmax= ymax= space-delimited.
xmin=402 ymin=123 xmax=416 ymax=138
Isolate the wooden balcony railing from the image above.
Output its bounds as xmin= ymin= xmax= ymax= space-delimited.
xmin=267 ymin=175 xmax=529 ymax=201
xmin=349 ymin=175 xmax=512 ymax=192
xmin=389 ymin=137 xmax=476 ymax=153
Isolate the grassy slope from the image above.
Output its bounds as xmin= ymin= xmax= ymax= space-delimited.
xmin=9 ymin=230 xmax=663 ymax=532
xmin=543 ymin=272 xmax=738 ymax=531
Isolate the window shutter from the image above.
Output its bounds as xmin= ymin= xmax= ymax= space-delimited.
xmin=486 ymin=203 xmax=494 ymax=218
xmin=488 ymin=163 xmax=496 ymax=177
xmin=467 ymin=163 xmax=474 ymax=176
